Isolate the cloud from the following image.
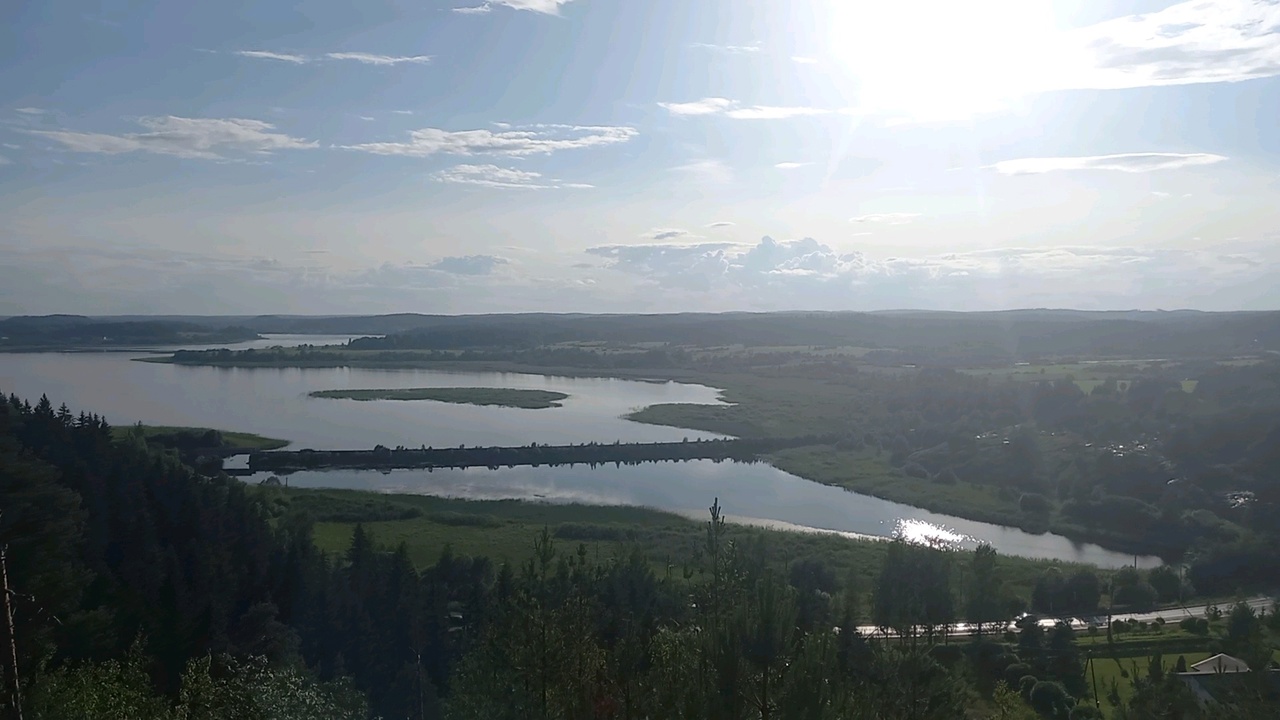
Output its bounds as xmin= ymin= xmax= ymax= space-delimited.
xmin=345 ymin=124 xmax=636 ymax=158
xmin=428 ymin=255 xmax=508 ymax=275
xmin=645 ymin=228 xmax=693 ymax=241
xmin=670 ymin=159 xmax=733 ymax=184
xmin=691 ymin=42 xmax=763 ymax=54
xmin=774 ymin=162 xmax=810 ymax=170
xmin=14 ymin=107 xmax=45 ymax=115
xmin=230 ymin=51 xmax=433 ymax=66
xmin=988 ymin=152 xmax=1229 ymax=175
xmin=1069 ymin=0 xmax=1280 ymax=89
xmin=791 ymin=56 xmax=820 ymax=65
xmin=28 ymin=116 xmax=316 ymax=160
xmin=392 ymin=110 xmax=415 ymax=115
xmin=659 ymin=98 xmax=736 ymax=116
xmin=579 ymin=235 xmax=1277 ymax=310
xmin=234 ymin=50 xmax=309 ymax=64
xmin=325 ymin=52 xmax=433 ymax=65
xmin=0 ymin=155 xmax=10 ymax=165
xmin=659 ymin=97 xmax=833 ymax=120
xmin=455 ymin=0 xmax=576 ymax=14
xmin=433 ymin=163 xmax=592 ymax=189
xmin=707 ymin=221 xmax=735 ymax=228
xmin=849 ymin=213 xmax=919 ymax=225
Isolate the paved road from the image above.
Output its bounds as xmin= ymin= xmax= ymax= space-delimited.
xmin=852 ymin=596 xmax=1274 ymax=639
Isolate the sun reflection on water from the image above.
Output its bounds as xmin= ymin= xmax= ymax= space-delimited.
xmin=893 ymin=518 xmax=975 ymax=550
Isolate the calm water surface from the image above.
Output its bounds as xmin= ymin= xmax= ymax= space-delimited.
xmin=0 ymin=335 xmax=1158 ymax=567
xmin=0 ymin=335 xmax=726 ymax=449
xmin=259 ymin=461 xmax=1158 ymax=569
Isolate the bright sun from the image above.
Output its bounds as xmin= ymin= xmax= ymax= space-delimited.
xmin=825 ymin=1 xmax=1068 ymax=121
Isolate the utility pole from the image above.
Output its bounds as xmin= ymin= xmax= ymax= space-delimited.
xmin=1 ymin=543 xmax=23 ymax=720
xmin=1088 ymin=650 xmax=1100 ymax=710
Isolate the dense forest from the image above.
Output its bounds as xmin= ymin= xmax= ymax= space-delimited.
xmin=2 ymin=391 xmax=1278 ymax=718
xmin=18 ymin=310 xmax=1280 ymax=361
xmin=0 ymin=316 xmax=259 ymax=349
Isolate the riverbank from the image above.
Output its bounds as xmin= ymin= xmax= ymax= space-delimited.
xmin=111 ymin=424 xmax=290 ymax=453
xmin=264 ymin=485 xmax=1106 ymax=610
xmin=308 ymin=386 xmax=569 ymax=408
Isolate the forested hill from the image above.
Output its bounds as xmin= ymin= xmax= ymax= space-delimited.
xmin=0 ymin=315 xmax=259 ymax=349
xmin=23 ymin=310 xmax=1280 ymax=360
xmin=3 ymin=392 xmax=1279 ymax=718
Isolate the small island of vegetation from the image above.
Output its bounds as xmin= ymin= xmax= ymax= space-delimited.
xmin=308 ymin=386 xmax=569 ymax=409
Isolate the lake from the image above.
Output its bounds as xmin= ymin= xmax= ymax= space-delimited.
xmin=0 ymin=335 xmax=1158 ymax=568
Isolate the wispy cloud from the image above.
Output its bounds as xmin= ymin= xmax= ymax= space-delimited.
xmin=392 ymin=110 xmax=415 ymax=115
xmin=988 ymin=152 xmax=1229 ymax=175
xmin=660 ymin=97 xmax=834 ymax=120
xmin=671 ymin=159 xmax=733 ymax=184
xmin=1068 ymin=0 xmax=1280 ymax=90
xmin=234 ymin=50 xmax=309 ymax=64
xmin=849 ymin=213 xmax=919 ymax=225
xmin=691 ymin=42 xmax=763 ymax=54
xmin=231 ymin=50 xmax=432 ymax=66
xmin=791 ymin=56 xmax=820 ymax=65
xmin=774 ymin=162 xmax=811 ymax=170
xmin=28 ymin=116 xmax=316 ymax=160
xmin=0 ymin=155 xmax=11 ymax=165
xmin=644 ymin=228 xmax=694 ymax=241
xmin=325 ymin=52 xmax=432 ymax=66
xmin=434 ymin=164 xmax=593 ymax=189
xmin=345 ymin=124 xmax=637 ymax=158
xmin=454 ymin=0 xmax=577 ymax=14
xmin=707 ymin=221 xmax=735 ymax=228
xmin=659 ymin=98 xmax=736 ymax=116
xmin=14 ymin=107 xmax=45 ymax=115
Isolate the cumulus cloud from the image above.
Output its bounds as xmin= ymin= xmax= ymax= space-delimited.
xmin=454 ymin=0 xmax=576 ymax=14
xmin=345 ymin=124 xmax=637 ymax=158
xmin=28 ymin=116 xmax=316 ymax=160
xmin=325 ymin=52 xmax=432 ymax=65
xmin=433 ymin=163 xmax=592 ymax=189
xmin=580 ymin=236 xmax=1277 ymax=310
xmin=849 ymin=213 xmax=919 ymax=225
xmin=234 ymin=50 xmax=309 ymax=64
xmin=428 ymin=255 xmax=509 ymax=275
xmin=660 ymin=97 xmax=833 ymax=120
xmin=988 ymin=152 xmax=1229 ymax=175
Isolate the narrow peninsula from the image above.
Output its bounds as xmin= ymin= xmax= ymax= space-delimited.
xmin=308 ymin=387 xmax=569 ymax=409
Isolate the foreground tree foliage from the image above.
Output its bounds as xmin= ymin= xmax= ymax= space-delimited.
xmin=2 ymin=392 xmax=1276 ymax=719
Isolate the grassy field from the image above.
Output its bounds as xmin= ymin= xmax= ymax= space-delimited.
xmin=265 ymin=487 xmax=1101 ymax=614
xmin=111 ymin=424 xmax=289 ymax=450
xmin=308 ymin=387 xmax=569 ymax=409
xmin=1086 ymin=651 xmax=1213 ymax=715
xmin=765 ymin=445 xmax=1033 ymax=529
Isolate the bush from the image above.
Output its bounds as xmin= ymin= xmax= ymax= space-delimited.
xmin=1019 ymin=492 xmax=1052 ymax=515
xmin=1004 ymin=663 xmax=1033 ymax=686
xmin=1029 ymin=680 xmax=1070 ymax=716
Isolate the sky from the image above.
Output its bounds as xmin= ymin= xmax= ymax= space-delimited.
xmin=1 ymin=0 xmax=1279 ymax=315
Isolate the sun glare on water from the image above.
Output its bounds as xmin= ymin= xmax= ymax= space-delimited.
xmin=824 ymin=1 xmax=1072 ymax=120
xmin=893 ymin=518 xmax=974 ymax=550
